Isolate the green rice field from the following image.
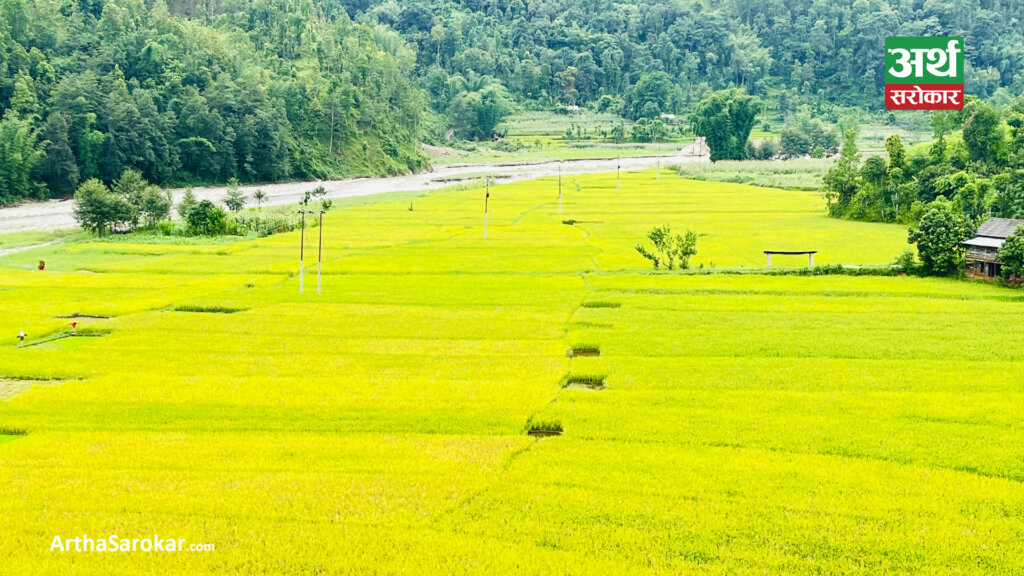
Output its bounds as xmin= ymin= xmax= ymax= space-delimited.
xmin=3 ymin=171 xmax=1024 ymax=574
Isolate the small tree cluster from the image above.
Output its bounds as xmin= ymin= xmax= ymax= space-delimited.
xmin=73 ymin=180 xmax=136 ymax=236
xmin=746 ymin=140 xmax=777 ymax=160
xmin=73 ymin=170 xmax=171 ymax=235
xmin=636 ymin=224 xmax=698 ymax=270
xmin=778 ymin=115 xmax=839 ymax=159
xmin=448 ymin=83 xmax=513 ymax=140
xmin=630 ymin=118 xmax=669 ymax=143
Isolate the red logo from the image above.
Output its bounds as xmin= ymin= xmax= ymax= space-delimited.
xmin=885 ymin=84 xmax=963 ymax=111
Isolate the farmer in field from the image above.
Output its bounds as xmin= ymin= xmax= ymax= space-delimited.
xmin=17 ymin=330 xmax=26 ymax=342
xmin=68 ymin=321 xmax=77 ymax=334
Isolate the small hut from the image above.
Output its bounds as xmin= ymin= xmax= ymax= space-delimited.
xmin=963 ymin=217 xmax=1024 ymax=279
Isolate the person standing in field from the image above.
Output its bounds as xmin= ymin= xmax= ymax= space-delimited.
xmin=17 ymin=330 xmax=26 ymax=342
xmin=68 ymin=322 xmax=77 ymax=334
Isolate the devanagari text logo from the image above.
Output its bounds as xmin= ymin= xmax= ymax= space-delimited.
xmin=884 ymin=37 xmax=964 ymax=111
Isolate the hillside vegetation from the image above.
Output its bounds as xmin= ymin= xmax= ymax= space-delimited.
xmin=0 ymin=0 xmax=427 ymax=205
xmin=5 ymin=0 xmax=1024 ymax=206
xmin=344 ymin=0 xmax=1024 ymax=116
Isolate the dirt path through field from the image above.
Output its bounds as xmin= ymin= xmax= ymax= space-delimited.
xmin=0 ymin=240 xmax=59 ymax=257
xmin=0 ymin=144 xmax=709 ymax=233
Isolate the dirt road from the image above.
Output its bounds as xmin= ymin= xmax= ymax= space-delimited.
xmin=0 ymin=144 xmax=708 ymax=233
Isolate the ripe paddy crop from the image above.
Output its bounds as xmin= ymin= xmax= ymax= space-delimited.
xmin=2 ymin=171 xmax=1022 ymax=574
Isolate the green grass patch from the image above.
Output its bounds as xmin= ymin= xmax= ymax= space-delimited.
xmin=526 ymin=419 xmax=564 ymax=437
xmin=561 ymin=374 xmax=606 ymax=390
xmin=173 ymin=304 xmax=248 ymax=314
xmin=568 ymin=345 xmax=601 ymax=357
xmin=581 ymin=301 xmax=621 ymax=309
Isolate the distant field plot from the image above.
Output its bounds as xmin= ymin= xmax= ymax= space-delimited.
xmin=501 ymin=111 xmax=630 ymax=137
xmin=672 ymin=158 xmax=829 ymax=190
xmin=1 ymin=171 xmax=1022 ymax=574
xmin=433 ymin=111 xmax=689 ymax=165
xmin=557 ymin=171 xmax=904 ymax=269
xmin=857 ymin=122 xmax=933 ymax=151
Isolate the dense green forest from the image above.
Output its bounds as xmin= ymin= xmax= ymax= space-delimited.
xmin=343 ymin=0 xmax=1024 ymax=119
xmin=0 ymin=0 xmax=427 ymax=205
xmin=4 ymin=0 xmax=1024 ymax=206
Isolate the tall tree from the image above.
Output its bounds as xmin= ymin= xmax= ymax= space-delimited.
xmin=625 ymin=72 xmax=674 ymax=120
xmin=691 ymin=89 xmax=762 ymax=161
xmin=36 ymin=112 xmax=80 ymax=197
xmin=962 ymin=100 xmax=1004 ymax=166
xmin=0 ymin=111 xmax=46 ymax=204
xmin=823 ymin=130 xmax=861 ymax=215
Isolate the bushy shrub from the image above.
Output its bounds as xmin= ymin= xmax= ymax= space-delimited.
xmin=526 ymin=419 xmax=563 ymax=433
xmin=155 ymin=220 xmax=177 ymax=236
xmin=893 ymin=249 xmax=918 ymax=273
xmin=186 ymin=200 xmax=228 ymax=236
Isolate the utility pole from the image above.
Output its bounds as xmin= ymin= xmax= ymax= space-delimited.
xmin=298 ymin=209 xmax=321 ymax=294
xmin=298 ymin=210 xmax=307 ymax=294
xmin=483 ymin=178 xmax=490 ymax=240
xmin=558 ymin=162 xmax=563 ymax=216
xmin=317 ymin=210 xmax=325 ymax=295
xmin=616 ymin=155 xmax=621 ymax=195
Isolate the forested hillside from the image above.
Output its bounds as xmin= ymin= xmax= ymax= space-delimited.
xmin=4 ymin=0 xmax=1024 ymax=206
xmin=0 ymin=0 xmax=426 ymax=205
xmin=344 ymin=0 xmax=1024 ymax=118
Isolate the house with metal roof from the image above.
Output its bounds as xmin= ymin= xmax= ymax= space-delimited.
xmin=963 ymin=217 xmax=1024 ymax=279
